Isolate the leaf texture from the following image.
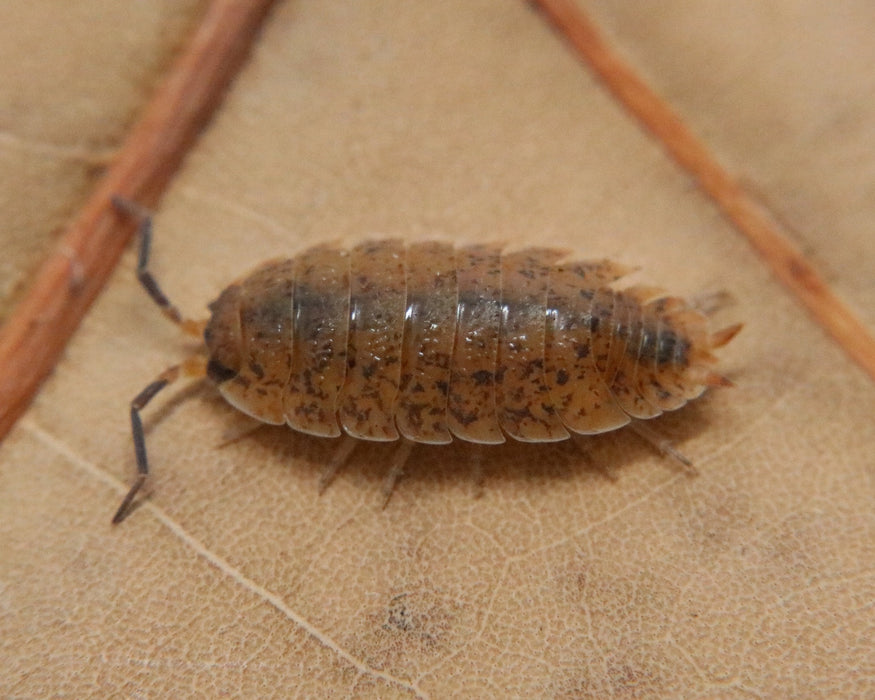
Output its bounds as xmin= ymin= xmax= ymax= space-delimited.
xmin=1 ymin=1 xmax=873 ymax=697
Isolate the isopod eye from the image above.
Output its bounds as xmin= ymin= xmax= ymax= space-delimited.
xmin=206 ymin=358 xmax=237 ymax=383
xmin=202 ymin=283 xmax=243 ymax=384
xmin=655 ymin=329 xmax=677 ymax=365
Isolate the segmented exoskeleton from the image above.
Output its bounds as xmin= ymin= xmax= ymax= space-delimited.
xmin=111 ymin=198 xmax=740 ymax=523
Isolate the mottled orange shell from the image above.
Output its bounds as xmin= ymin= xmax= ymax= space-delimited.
xmin=202 ymin=241 xmax=737 ymax=445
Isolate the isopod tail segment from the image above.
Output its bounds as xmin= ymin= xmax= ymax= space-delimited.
xmin=696 ymin=303 xmax=744 ymax=390
xmin=111 ymin=197 xmax=209 ymax=524
xmin=627 ymin=314 xmax=740 ymax=474
xmin=689 ymin=288 xmax=743 ymax=388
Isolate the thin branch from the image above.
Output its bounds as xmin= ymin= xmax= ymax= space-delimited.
xmin=0 ymin=0 xmax=277 ymax=440
xmin=532 ymin=0 xmax=875 ymax=381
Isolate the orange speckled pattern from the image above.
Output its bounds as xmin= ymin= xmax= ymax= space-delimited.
xmin=496 ymin=249 xmax=569 ymax=442
xmin=545 ymin=261 xmax=630 ymax=434
xmin=285 ymin=245 xmax=350 ymax=437
xmin=200 ymin=242 xmax=739 ymax=444
xmin=396 ymin=241 xmax=457 ymax=444
xmin=446 ymin=245 xmax=504 ymax=443
xmin=338 ymin=240 xmax=407 ymax=441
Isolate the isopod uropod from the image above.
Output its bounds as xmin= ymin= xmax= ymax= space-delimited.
xmin=110 ymin=197 xmax=741 ymax=523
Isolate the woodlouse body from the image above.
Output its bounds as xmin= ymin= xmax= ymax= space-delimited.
xmin=204 ymin=240 xmax=736 ymax=446
xmin=111 ymin=196 xmax=739 ymax=523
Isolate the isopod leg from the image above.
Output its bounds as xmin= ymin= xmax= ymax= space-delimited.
xmin=112 ymin=365 xmax=180 ymax=524
xmin=217 ymin=414 xmax=265 ymax=447
xmin=111 ymin=196 xmax=204 ymax=337
xmin=628 ymin=421 xmax=698 ymax=476
xmin=380 ymin=440 xmax=415 ymax=509
xmin=567 ymin=434 xmax=618 ymax=482
xmin=469 ymin=446 xmax=485 ymax=499
xmin=318 ymin=435 xmax=358 ymax=494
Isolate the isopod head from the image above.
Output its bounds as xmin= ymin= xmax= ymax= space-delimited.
xmin=202 ymin=259 xmax=297 ymax=426
xmin=203 ymin=282 xmax=243 ymax=384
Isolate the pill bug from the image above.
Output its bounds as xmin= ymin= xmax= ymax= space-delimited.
xmin=110 ymin=197 xmax=741 ymax=523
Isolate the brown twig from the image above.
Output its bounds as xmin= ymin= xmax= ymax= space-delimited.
xmin=532 ymin=0 xmax=875 ymax=381
xmin=0 ymin=0 xmax=277 ymax=440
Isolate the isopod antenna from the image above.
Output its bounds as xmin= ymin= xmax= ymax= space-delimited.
xmin=111 ymin=196 xmax=206 ymax=338
xmin=111 ymin=197 xmax=207 ymax=523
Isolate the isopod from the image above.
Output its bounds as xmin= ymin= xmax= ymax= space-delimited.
xmin=110 ymin=197 xmax=741 ymax=523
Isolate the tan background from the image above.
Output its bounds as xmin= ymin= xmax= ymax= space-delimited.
xmin=2 ymin=1 xmax=873 ymax=697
